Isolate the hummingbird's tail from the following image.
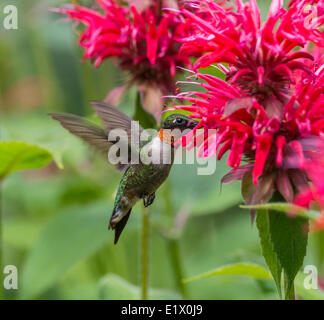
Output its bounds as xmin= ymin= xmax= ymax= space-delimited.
xmin=109 ymin=209 xmax=132 ymax=244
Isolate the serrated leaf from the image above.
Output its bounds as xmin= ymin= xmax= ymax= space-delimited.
xmin=0 ymin=141 xmax=52 ymax=180
xmin=20 ymin=201 xmax=112 ymax=299
xmin=269 ymin=211 xmax=309 ymax=299
xmin=183 ymin=263 xmax=272 ymax=284
xmin=99 ymin=274 xmax=181 ymax=300
xmin=240 ymin=202 xmax=319 ymax=220
xmin=256 ymin=210 xmax=282 ymax=299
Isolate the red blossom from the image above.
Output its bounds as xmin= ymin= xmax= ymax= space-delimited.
xmin=54 ymin=0 xmax=192 ymax=121
xmin=174 ymin=0 xmax=324 ymax=207
xmin=179 ymin=0 xmax=323 ymax=104
xmin=294 ymin=154 xmax=324 ymax=231
xmin=56 ymin=0 xmax=190 ymax=89
xmin=288 ymin=0 xmax=324 ymax=47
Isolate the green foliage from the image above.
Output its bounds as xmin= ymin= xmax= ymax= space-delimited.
xmin=254 ymin=208 xmax=309 ymax=300
xmin=167 ymin=161 xmax=241 ymax=217
xmin=99 ymin=274 xmax=181 ymax=300
xmin=1 ymin=0 xmax=324 ymax=301
xmin=245 ymin=205 xmax=310 ymax=300
xmin=1 ymin=113 xmax=90 ymax=169
xmin=4 ymin=219 xmax=44 ymax=250
xmin=243 ymin=202 xmax=319 ymax=299
xmin=20 ymin=201 xmax=112 ymax=299
xmin=241 ymin=202 xmax=320 ymax=220
xmin=256 ymin=210 xmax=282 ymax=299
xmin=269 ymin=212 xmax=308 ymax=299
xmin=184 ymin=263 xmax=272 ymax=284
xmin=0 ymin=141 xmax=52 ymax=180
xmin=314 ymin=231 xmax=324 ymax=272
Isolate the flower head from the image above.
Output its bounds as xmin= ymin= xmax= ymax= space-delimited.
xmin=174 ymin=0 xmax=324 ymax=205
xmin=179 ymin=0 xmax=323 ymax=105
xmin=54 ymin=0 xmax=190 ymax=120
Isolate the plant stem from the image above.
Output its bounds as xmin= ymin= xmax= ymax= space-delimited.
xmin=141 ymin=205 xmax=149 ymax=300
xmin=284 ymin=272 xmax=295 ymax=300
xmin=167 ymin=239 xmax=188 ymax=299
xmin=163 ymin=183 xmax=189 ymax=299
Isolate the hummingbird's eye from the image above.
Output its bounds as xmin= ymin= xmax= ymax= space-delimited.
xmin=174 ymin=118 xmax=184 ymax=125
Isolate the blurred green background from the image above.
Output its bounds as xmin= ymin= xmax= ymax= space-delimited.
xmin=0 ymin=0 xmax=323 ymax=300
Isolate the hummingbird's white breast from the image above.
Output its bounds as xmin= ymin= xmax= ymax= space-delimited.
xmin=149 ymin=136 xmax=173 ymax=165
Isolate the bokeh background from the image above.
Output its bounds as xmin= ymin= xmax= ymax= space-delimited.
xmin=1 ymin=0 xmax=323 ymax=299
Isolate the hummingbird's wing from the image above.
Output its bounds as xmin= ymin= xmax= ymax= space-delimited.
xmin=49 ymin=112 xmax=128 ymax=171
xmin=49 ymin=101 xmax=154 ymax=171
xmin=49 ymin=113 xmax=108 ymax=153
xmin=90 ymin=101 xmax=152 ymax=150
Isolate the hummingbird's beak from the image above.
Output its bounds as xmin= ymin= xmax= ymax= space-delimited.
xmin=187 ymin=119 xmax=199 ymax=130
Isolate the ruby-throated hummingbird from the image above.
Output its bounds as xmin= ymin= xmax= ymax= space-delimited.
xmin=50 ymin=101 xmax=198 ymax=244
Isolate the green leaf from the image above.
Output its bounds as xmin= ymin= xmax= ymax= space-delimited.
xmin=3 ymin=219 xmax=44 ymax=250
xmin=133 ymin=92 xmax=157 ymax=129
xmin=269 ymin=211 xmax=309 ymax=299
xmin=0 ymin=141 xmax=52 ymax=180
xmin=1 ymin=113 xmax=92 ymax=169
xmin=256 ymin=210 xmax=282 ymax=299
xmin=241 ymin=202 xmax=319 ymax=220
xmin=314 ymin=231 xmax=324 ymax=271
xmin=99 ymin=274 xmax=138 ymax=299
xmin=20 ymin=201 xmax=112 ymax=299
xmin=99 ymin=274 xmax=181 ymax=300
xmin=183 ymin=263 xmax=272 ymax=284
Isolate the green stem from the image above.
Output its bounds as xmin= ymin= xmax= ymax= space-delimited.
xmin=284 ymin=272 xmax=295 ymax=300
xmin=163 ymin=183 xmax=189 ymax=299
xmin=167 ymin=240 xmax=188 ymax=299
xmin=141 ymin=206 xmax=149 ymax=300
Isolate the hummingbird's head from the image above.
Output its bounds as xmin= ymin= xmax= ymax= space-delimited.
xmin=161 ymin=114 xmax=199 ymax=131
xmin=158 ymin=114 xmax=199 ymax=146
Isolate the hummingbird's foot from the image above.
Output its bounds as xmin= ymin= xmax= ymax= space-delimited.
xmin=143 ymin=193 xmax=155 ymax=207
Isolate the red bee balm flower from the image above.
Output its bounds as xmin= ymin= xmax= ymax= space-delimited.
xmin=54 ymin=0 xmax=190 ymax=120
xmin=179 ymin=0 xmax=323 ymax=104
xmin=294 ymin=154 xmax=324 ymax=231
xmin=175 ymin=0 xmax=324 ymax=205
xmin=288 ymin=0 xmax=324 ymax=47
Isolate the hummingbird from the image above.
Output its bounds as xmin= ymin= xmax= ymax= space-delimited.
xmin=50 ymin=101 xmax=198 ymax=244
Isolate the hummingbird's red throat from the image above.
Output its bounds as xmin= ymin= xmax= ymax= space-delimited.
xmin=158 ymin=129 xmax=175 ymax=145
